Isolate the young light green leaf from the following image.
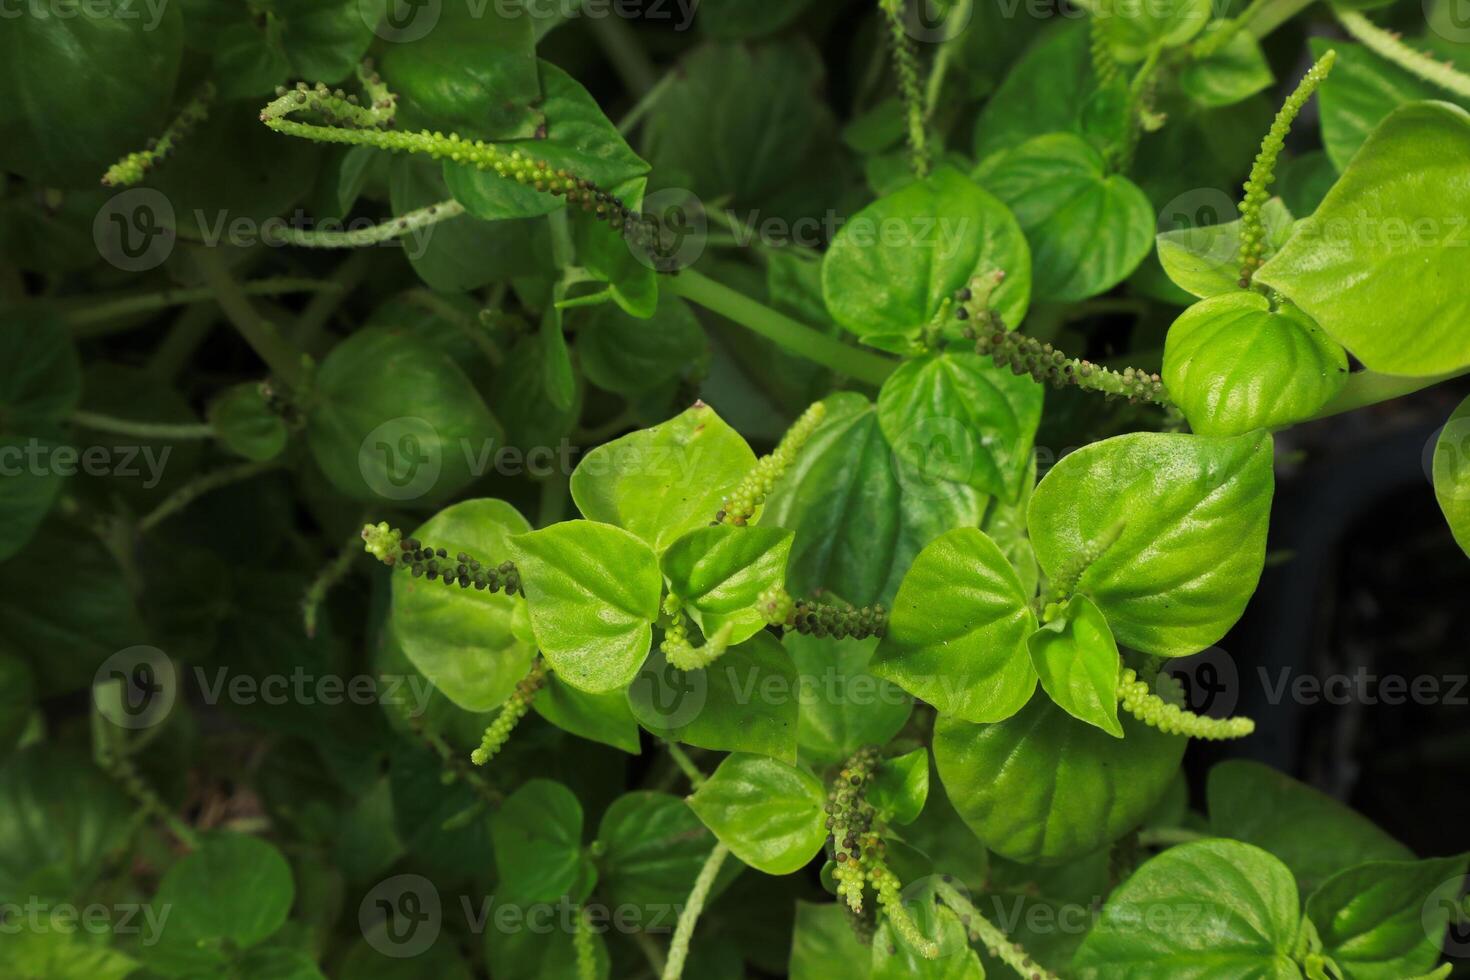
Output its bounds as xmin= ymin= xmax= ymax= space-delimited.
xmin=391 ymin=499 xmax=537 ymax=713
xmin=1028 ymin=430 xmax=1275 ymax=657
xmin=571 ymin=402 xmax=756 ymax=554
xmin=209 ymin=382 xmax=288 ymax=462
xmin=597 ymin=791 xmax=718 ymax=910
xmin=0 ymin=930 xmax=138 ymax=980
xmin=876 ymin=350 xmax=1043 ymax=501
xmin=871 ymin=527 xmax=1038 ymax=724
xmin=975 ymin=133 xmax=1154 ymax=302
xmin=788 ymin=632 xmax=913 ymax=770
xmin=1207 ymin=760 xmax=1412 ymax=892
xmin=934 ymin=695 xmax=1184 ymax=864
xmin=868 ymin=748 xmax=929 ymax=826
xmin=822 ymin=166 xmax=1031 ymax=348
xmin=1306 ymin=855 xmax=1469 ymax=980
xmin=1074 ymin=840 xmax=1303 ymax=978
xmin=1027 ymin=594 xmax=1123 ymax=738
xmin=662 ymin=525 xmax=793 ymax=645
xmin=1256 ymin=102 xmax=1470 ymax=376
xmin=1181 ymin=27 xmax=1274 ymax=108
xmin=1433 ymin=394 xmax=1470 ymax=558
xmin=628 ymin=633 xmax=799 ymax=763
xmin=1102 ymin=0 xmax=1212 ymax=63
xmin=509 ymin=520 xmax=662 ymax=693
xmin=687 ymin=753 xmax=827 ymax=875
xmin=308 ymin=325 xmax=503 ymax=503
xmin=1163 ymin=292 xmax=1349 ymax=435
xmin=761 ymin=393 xmax=987 ymax=607
xmin=148 ymin=833 xmax=295 ymax=975
xmin=1156 ymin=197 xmax=1294 ymax=300
xmin=491 ymin=779 xmax=593 ymax=904
xmin=973 ymin=23 xmax=1094 ymax=165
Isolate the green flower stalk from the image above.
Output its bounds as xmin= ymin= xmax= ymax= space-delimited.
xmin=879 ymin=0 xmax=931 ymax=178
xmin=661 ymin=604 xmax=735 ymax=671
xmin=361 ymin=524 xmax=522 ymax=595
xmin=933 ymin=878 xmax=1059 ymax=980
xmin=471 ymin=657 xmax=548 ymax=766
xmin=1336 ymin=12 xmax=1470 ymax=101
xmin=761 ymin=587 xmax=888 ymax=639
xmin=956 ymin=276 xmax=1171 ymax=406
xmin=828 ymin=746 xmax=881 ymax=914
xmin=102 ymin=82 xmax=216 ymax=187
xmin=1117 ymin=668 xmax=1256 ymax=740
xmin=718 ymin=401 xmax=826 ymax=525
xmin=1238 ymin=51 xmax=1335 ymax=288
xmin=662 ymin=842 xmax=731 ymax=980
xmin=870 ymin=854 xmax=940 ymax=959
xmin=575 ymin=904 xmax=598 ymax=980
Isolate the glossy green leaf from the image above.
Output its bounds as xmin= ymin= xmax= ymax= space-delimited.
xmin=377 ymin=0 xmax=540 ymax=140
xmin=1278 ymin=150 xmax=1339 ymax=216
xmin=570 ymin=402 xmax=756 ymax=554
xmin=1310 ymin=38 xmax=1455 ymax=172
xmin=489 ymin=328 xmax=582 ymax=453
xmin=877 ymin=349 xmax=1043 ymax=500
xmin=1207 ymin=760 xmax=1412 ymax=892
xmin=148 ymin=833 xmax=295 ymax=975
xmin=1028 ymin=430 xmax=1275 ymax=657
xmin=662 ymin=525 xmax=793 ymax=645
xmin=868 ymin=748 xmax=929 ymax=826
xmin=822 ymin=166 xmax=1031 ymax=348
xmin=628 ymin=633 xmax=799 ymax=762
xmin=390 ymin=500 xmax=537 ymax=712
xmin=761 ymin=393 xmax=988 ymax=607
xmin=790 ymin=901 xmax=873 ymax=978
xmin=1156 ymin=198 xmax=1295 ymax=299
xmin=509 ymin=520 xmax=662 ymax=693
xmin=1074 ymin=839 xmax=1302 ymax=978
xmin=974 ymin=23 xmax=1094 ymax=165
xmin=871 ymin=881 xmax=987 ymax=978
xmin=934 ymin=694 xmax=1185 ymax=864
xmin=1307 ymin=855 xmax=1468 ymax=979
xmin=598 ymin=791 xmax=717 ymax=909
xmin=308 ymin=325 xmax=503 ymax=504
xmin=1163 ymin=292 xmax=1349 ymax=435
xmin=491 ymin=779 xmax=593 ymax=904
xmin=976 ymin=133 xmax=1154 ymax=302
xmin=687 ymin=753 xmax=827 ymax=874
xmin=1027 ymin=594 xmax=1123 ymax=737
xmin=1433 ymin=394 xmax=1470 ymax=557
xmin=533 ymin=673 xmax=643 ymax=754
xmin=871 ymin=527 xmax=1038 ymax=724
xmin=0 ymin=2 xmax=183 ymax=186
xmin=445 ymin=61 xmax=649 ymax=221
xmin=904 ymin=759 xmax=990 ymax=893
xmin=1103 ymin=0 xmax=1212 ymax=63
xmin=209 ymin=381 xmax=288 ymax=462
xmin=577 ymin=293 xmax=707 ymax=397
xmin=788 ymin=632 xmax=912 ymax=770
xmin=182 ymin=0 xmax=377 ymax=99
xmin=1180 ymin=27 xmax=1274 ymax=108
xmin=1256 ymin=101 xmax=1470 ymax=376
xmin=0 ymin=747 xmax=133 ymax=904
xmin=0 ymin=930 xmax=138 ymax=980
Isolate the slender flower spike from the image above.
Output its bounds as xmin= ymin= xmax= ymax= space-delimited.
xmin=1117 ymin=668 xmax=1256 ymax=739
xmin=718 ymin=401 xmax=826 ymax=525
xmin=102 ymin=82 xmax=216 ymax=187
xmin=471 ymin=658 xmax=548 ymax=766
xmin=1237 ymin=51 xmax=1335 ymax=288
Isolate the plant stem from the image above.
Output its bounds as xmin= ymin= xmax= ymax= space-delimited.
xmin=192 ymin=248 xmax=309 ymax=389
xmin=665 ymin=741 xmax=707 ymax=790
xmin=618 ymin=69 xmax=678 ymax=134
xmin=661 ymin=842 xmax=730 ymax=980
xmin=266 ymin=199 xmax=466 ymax=249
xmin=633 ymin=931 xmax=668 ymax=976
xmin=138 ymin=459 xmax=279 ymax=534
xmin=295 ymin=249 xmax=372 ymax=354
xmin=100 ymin=747 xmax=200 ymax=850
xmin=70 ymin=411 xmax=214 ymax=441
xmin=147 ymin=303 xmax=217 ymax=380
xmin=1336 ymin=10 xmax=1470 ymax=99
xmin=302 ymin=523 xmax=365 ymax=638
xmin=62 ymin=278 xmax=341 ymax=337
xmin=1305 ymin=366 xmax=1470 ymax=421
xmin=589 ymin=13 xmax=657 ymax=96
xmin=666 ymin=270 xmax=896 ymax=385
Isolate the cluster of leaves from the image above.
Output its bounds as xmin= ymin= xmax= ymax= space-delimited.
xmin=1 ymin=0 xmax=1470 ymax=978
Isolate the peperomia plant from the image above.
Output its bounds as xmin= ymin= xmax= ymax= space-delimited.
xmin=2 ymin=0 xmax=1470 ymax=978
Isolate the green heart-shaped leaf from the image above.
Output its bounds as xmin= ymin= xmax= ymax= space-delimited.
xmin=871 ymin=527 xmax=1038 ymax=724
xmin=491 ymin=779 xmax=594 ymax=904
xmin=509 ymin=520 xmax=662 ymax=693
xmin=789 ymin=632 xmax=912 ymax=770
xmin=1433 ymin=394 xmax=1470 ymax=558
xmin=1156 ymin=198 xmax=1294 ymax=300
xmin=1163 ymin=292 xmax=1348 ymax=436
xmin=1027 ymin=594 xmax=1123 ymax=738
xmin=1028 ymin=430 xmax=1274 ymax=657
xmin=687 ymin=753 xmax=827 ymax=875
xmin=662 ymin=525 xmax=793 ymax=646
xmin=597 ymin=791 xmax=717 ymax=910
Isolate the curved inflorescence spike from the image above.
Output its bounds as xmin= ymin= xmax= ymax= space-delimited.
xmin=361 ymin=523 xmax=522 ymax=594
xmin=879 ymin=0 xmax=931 ymax=178
xmin=102 ymin=81 xmax=216 ymax=187
xmin=956 ymin=277 xmax=1171 ymax=405
xmin=1336 ymin=11 xmax=1470 ymax=101
xmin=471 ymin=657 xmax=548 ymax=766
xmin=870 ymin=856 xmax=940 ymax=959
xmin=828 ymin=746 xmax=882 ymax=915
xmin=266 ymin=199 xmax=467 ymax=249
xmin=1117 ymin=668 xmax=1256 ymax=739
xmin=933 ymin=877 xmax=1061 ymax=980
xmin=1043 ymin=520 xmax=1127 ymax=607
xmin=762 ymin=587 xmax=888 ymax=640
xmin=1238 ymin=51 xmax=1335 ymax=288
xmin=574 ymin=904 xmax=598 ymax=980
xmin=661 ymin=610 xmax=735 ymax=672
xmin=717 ymin=401 xmax=827 ymax=525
